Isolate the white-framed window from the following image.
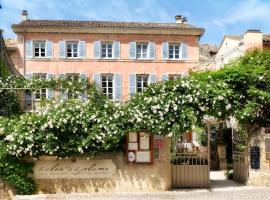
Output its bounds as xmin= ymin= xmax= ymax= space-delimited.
xmin=101 ymin=43 xmax=113 ymax=58
xmin=66 ymin=73 xmax=79 ymax=98
xmin=136 ymin=43 xmax=148 ymax=59
xmin=169 ymin=44 xmax=181 ymax=59
xmin=169 ymin=74 xmax=182 ymax=80
xmin=34 ymin=41 xmax=46 ymax=58
xmin=33 ymin=73 xmax=47 ymax=100
xmin=66 ymin=41 xmax=78 ymax=58
xmin=136 ymin=74 xmax=149 ymax=93
xmin=101 ymin=74 xmax=114 ymax=99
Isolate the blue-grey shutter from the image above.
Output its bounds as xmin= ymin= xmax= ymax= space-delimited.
xmin=58 ymin=73 xmax=66 ymax=100
xmin=113 ymin=41 xmax=120 ymax=59
xmin=59 ymin=41 xmax=66 ymax=59
xmin=161 ymin=74 xmax=169 ymax=81
xmin=47 ymin=74 xmax=54 ymax=99
xmin=129 ymin=74 xmax=136 ymax=99
xmin=129 ymin=42 xmax=136 ymax=59
xmin=25 ymin=40 xmax=33 ymax=58
xmin=181 ymin=43 xmax=188 ymax=60
xmin=79 ymin=41 xmax=86 ymax=58
xmin=94 ymin=41 xmax=101 ymax=59
xmin=149 ymin=74 xmax=157 ymax=84
xmin=93 ymin=73 xmax=101 ymax=88
xmin=162 ymin=42 xmax=169 ymax=60
xmin=46 ymin=40 xmax=53 ymax=58
xmin=79 ymin=73 xmax=88 ymax=101
xmin=114 ymin=74 xmax=122 ymax=101
xmin=148 ymin=42 xmax=155 ymax=60
xmin=25 ymin=73 xmax=33 ymax=106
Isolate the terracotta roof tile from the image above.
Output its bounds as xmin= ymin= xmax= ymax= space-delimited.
xmin=263 ymin=34 xmax=270 ymax=42
xmin=12 ymin=19 xmax=203 ymax=31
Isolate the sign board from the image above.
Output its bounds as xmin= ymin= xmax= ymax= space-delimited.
xmin=250 ymin=146 xmax=260 ymax=170
xmin=33 ymin=159 xmax=116 ymax=179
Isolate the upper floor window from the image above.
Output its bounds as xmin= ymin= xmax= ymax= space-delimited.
xmin=136 ymin=43 xmax=148 ymax=59
xmin=101 ymin=43 xmax=113 ymax=58
xmin=136 ymin=74 xmax=149 ymax=93
xmin=34 ymin=41 xmax=46 ymax=58
xmin=169 ymin=44 xmax=181 ymax=59
xmin=66 ymin=42 xmax=78 ymax=58
xmin=101 ymin=74 xmax=114 ymax=99
xmin=33 ymin=73 xmax=47 ymax=100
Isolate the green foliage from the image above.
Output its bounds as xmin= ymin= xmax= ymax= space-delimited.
xmin=0 ymin=141 xmax=36 ymax=194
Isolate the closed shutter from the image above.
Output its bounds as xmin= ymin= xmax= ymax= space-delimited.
xmin=46 ymin=40 xmax=53 ymax=58
xmin=94 ymin=41 xmax=101 ymax=59
xmin=181 ymin=43 xmax=188 ymax=60
xmin=113 ymin=41 xmax=120 ymax=59
xmin=47 ymin=74 xmax=54 ymax=99
xmin=114 ymin=73 xmax=122 ymax=101
xmin=79 ymin=41 xmax=86 ymax=58
xmin=93 ymin=73 xmax=101 ymax=88
xmin=59 ymin=41 xmax=66 ymax=59
xmin=161 ymin=74 xmax=169 ymax=81
xmin=162 ymin=42 xmax=169 ymax=60
xmin=149 ymin=74 xmax=157 ymax=84
xmin=25 ymin=40 xmax=33 ymax=58
xmin=129 ymin=74 xmax=136 ymax=99
xmin=148 ymin=42 xmax=155 ymax=59
xmin=129 ymin=42 xmax=136 ymax=59
xmin=25 ymin=73 xmax=33 ymax=106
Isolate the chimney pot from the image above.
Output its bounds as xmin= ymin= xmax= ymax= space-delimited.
xmin=175 ymin=15 xmax=187 ymax=24
xmin=21 ymin=10 xmax=28 ymax=21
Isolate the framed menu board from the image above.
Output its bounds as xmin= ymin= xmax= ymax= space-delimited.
xmin=126 ymin=131 xmax=153 ymax=164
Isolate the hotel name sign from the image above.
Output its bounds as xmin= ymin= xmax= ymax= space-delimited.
xmin=33 ymin=159 xmax=116 ymax=179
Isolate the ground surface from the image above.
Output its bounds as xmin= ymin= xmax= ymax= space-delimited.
xmin=14 ymin=171 xmax=270 ymax=200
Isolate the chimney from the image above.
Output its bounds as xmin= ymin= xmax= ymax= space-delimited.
xmin=175 ymin=15 xmax=187 ymax=24
xmin=21 ymin=10 xmax=28 ymax=21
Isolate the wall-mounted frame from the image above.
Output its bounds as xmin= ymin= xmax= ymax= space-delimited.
xmin=126 ymin=131 xmax=153 ymax=164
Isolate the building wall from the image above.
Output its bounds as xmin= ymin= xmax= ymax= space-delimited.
xmin=12 ymin=32 xmax=200 ymax=100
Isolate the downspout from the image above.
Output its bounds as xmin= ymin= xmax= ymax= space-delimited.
xmin=22 ymin=31 xmax=26 ymax=76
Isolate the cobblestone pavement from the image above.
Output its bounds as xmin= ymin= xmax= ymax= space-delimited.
xmin=15 ymin=187 xmax=270 ymax=200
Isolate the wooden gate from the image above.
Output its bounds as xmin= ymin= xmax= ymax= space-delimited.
xmin=171 ymin=152 xmax=210 ymax=188
xmin=233 ymin=151 xmax=248 ymax=183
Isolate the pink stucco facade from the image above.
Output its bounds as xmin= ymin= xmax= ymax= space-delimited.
xmin=11 ymin=16 xmax=204 ymax=101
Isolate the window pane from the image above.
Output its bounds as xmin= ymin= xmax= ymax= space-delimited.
xmin=108 ymin=81 xmax=113 ymax=87
xmin=108 ymin=76 xmax=113 ymax=81
xmin=175 ymin=54 xmax=179 ymax=59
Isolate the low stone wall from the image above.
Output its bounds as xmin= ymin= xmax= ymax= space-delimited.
xmin=247 ymin=128 xmax=270 ymax=186
xmin=30 ymin=137 xmax=171 ymax=194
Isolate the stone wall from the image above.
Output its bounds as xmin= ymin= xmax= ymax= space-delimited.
xmin=247 ymin=128 xmax=270 ymax=186
xmin=30 ymin=137 xmax=171 ymax=194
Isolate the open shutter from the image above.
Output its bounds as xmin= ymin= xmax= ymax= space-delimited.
xmin=114 ymin=74 xmax=122 ymax=101
xmin=148 ymin=42 xmax=155 ymax=59
xmin=47 ymin=74 xmax=54 ymax=99
xmin=149 ymin=74 xmax=157 ymax=84
xmin=79 ymin=73 xmax=88 ymax=101
xmin=113 ymin=41 xmax=120 ymax=59
xmin=25 ymin=73 xmax=33 ymax=107
xmin=129 ymin=42 xmax=136 ymax=59
xmin=59 ymin=41 xmax=66 ymax=59
xmin=46 ymin=40 xmax=53 ymax=58
xmin=93 ymin=73 xmax=101 ymax=89
xmin=94 ymin=41 xmax=101 ymax=59
xmin=181 ymin=43 xmax=188 ymax=60
xmin=162 ymin=42 xmax=169 ymax=60
xmin=25 ymin=40 xmax=33 ymax=58
xmin=58 ymin=73 xmax=66 ymax=100
xmin=162 ymin=74 xmax=169 ymax=81
xmin=79 ymin=41 xmax=86 ymax=58
xmin=129 ymin=74 xmax=136 ymax=99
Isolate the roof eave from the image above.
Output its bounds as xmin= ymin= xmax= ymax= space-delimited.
xmin=12 ymin=26 xmax=204 ymax=36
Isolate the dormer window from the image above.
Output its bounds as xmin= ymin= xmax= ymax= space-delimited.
xmin=66 ymin=41 xmax=78 ymax=58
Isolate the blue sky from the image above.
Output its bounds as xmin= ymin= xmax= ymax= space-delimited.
xmin=1 ymin=0 xmax=270 ymax=45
